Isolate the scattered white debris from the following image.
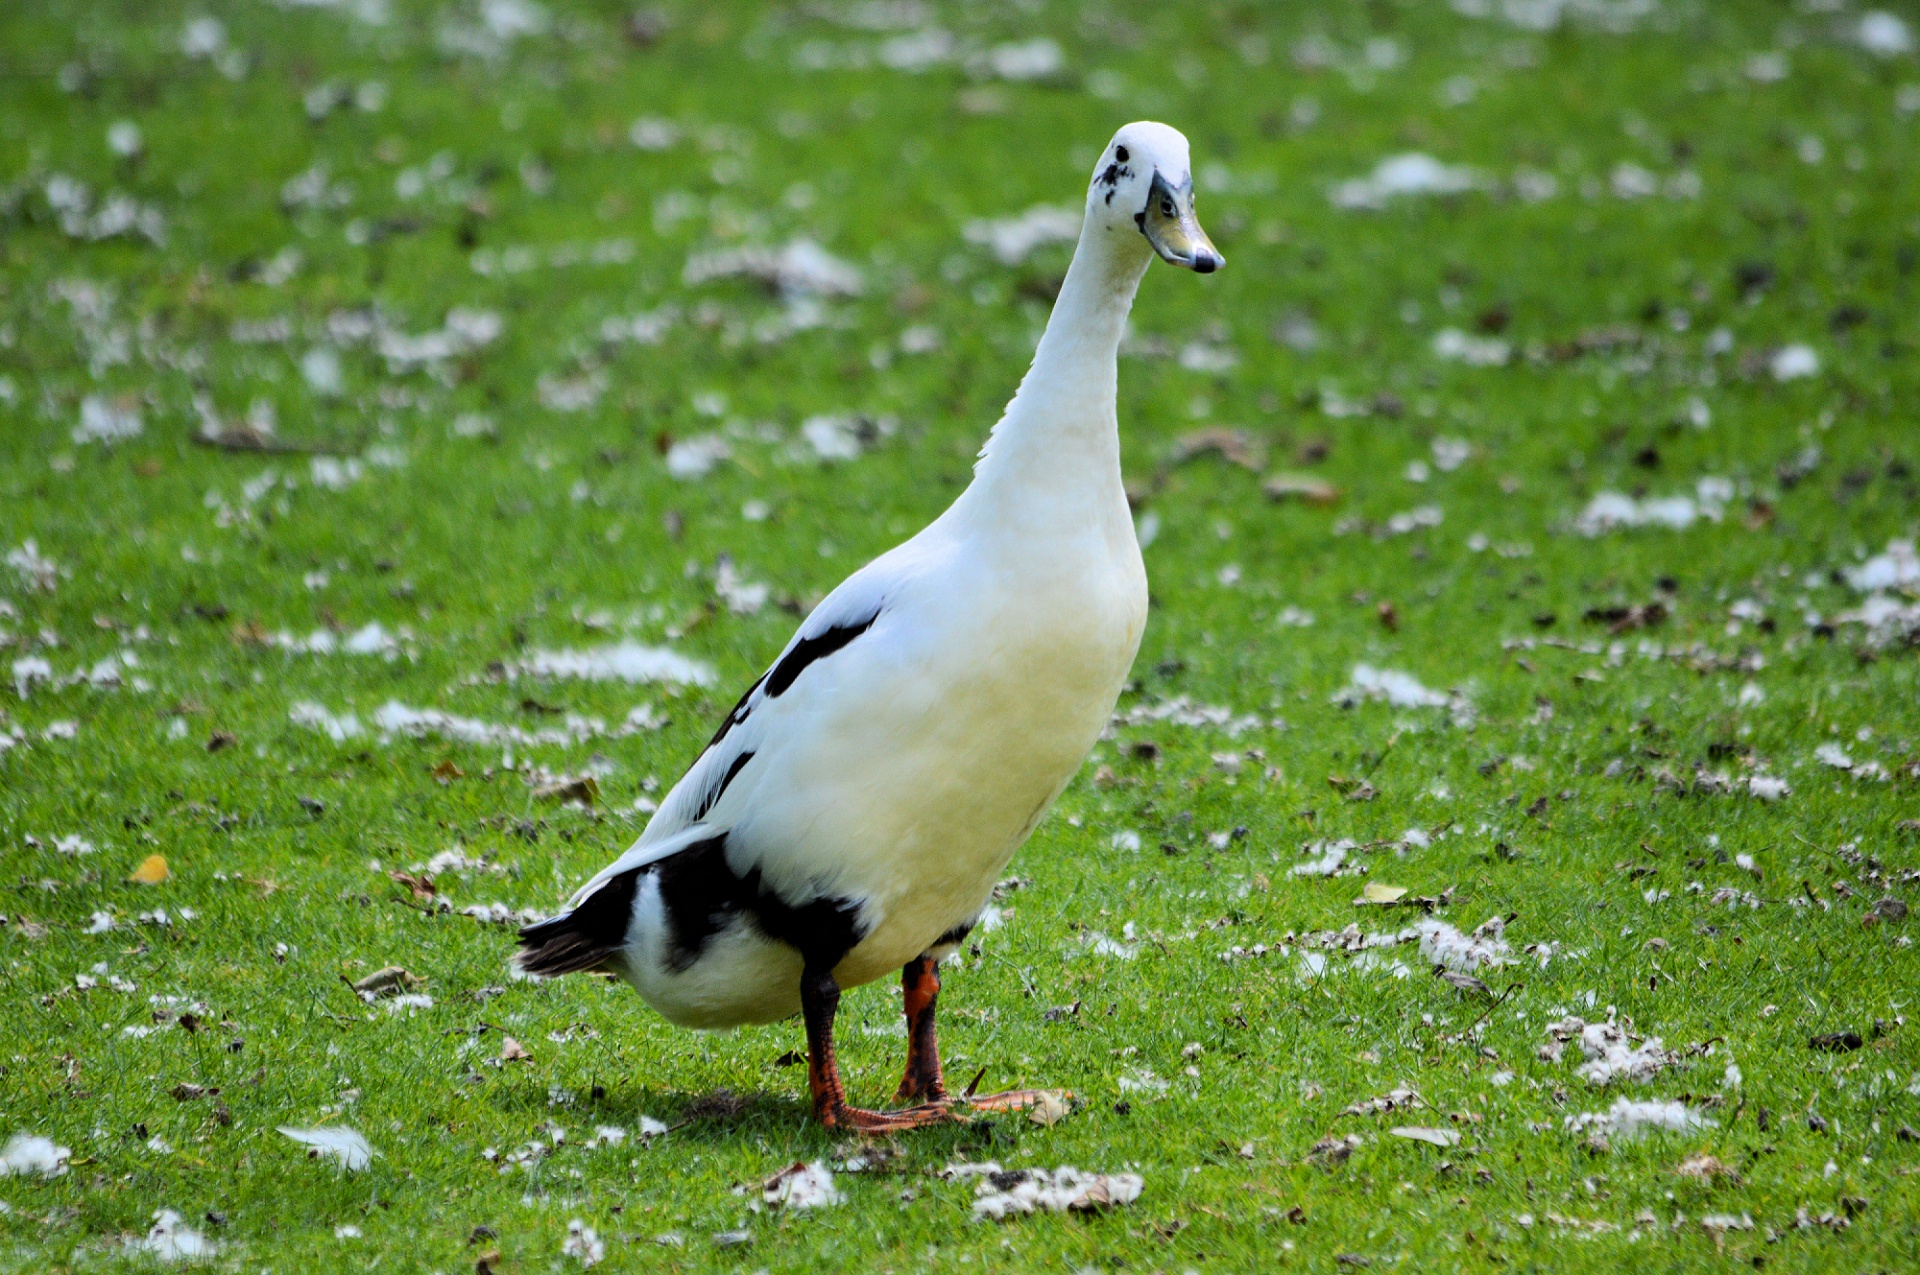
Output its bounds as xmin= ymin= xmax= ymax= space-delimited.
xmin=1338 ymin=664 xmax=1453 ymax=709
xmin=1391 ymin=1126 xmax=1460 ymax=1148
xmin=0 ymin=1134 xmax=71 ymax=1178
xmin=628 ymin=116 xmax=680 ymax=151
xmin=963 ymin=204 xmax=1082 ymax=265
xmin=959 ymin=1165 xmax=1144 ymax=1220
xmin=972 ymin=36 xmax=1064 ymax=81
xmin=73 ymin=394 xmax=143 ymax=444
xmin=1770 ymin=344 xmax=1820 ymax=381
xmin=1565 ymin=1098 xmax=1713 ymax=1140
xmin=1857 ymin=11 xmax=1913 ymax=57
xmin=335 ymin=1225 xmax=362 ymax=1239
xmin=1544 ymin=1017 xmax=1678 ymax=1085
xmin=1844 ymin=540 xmax=1920 ymax=592
xmin=684 ymin=239 xmax=863 ymax=299
xmin=278 ymin=1125 xmax=375 ymax=1171
xmin=506 ymin=643 xmax=715 ymax=687
xmin=289 ymin=701 xmax=364 ymax=742
xmin=664 ymin=433 xmax=731 ymax=480
xmin=562 ymin=1219 xmax=605 ymax=1266
xmin=1745 ymin=774 xmax=1790 ymax=802
xmin=1331 ymin=154 xmax=1479 ymax=210
xmin=376 ymin=308 xmax=503 ymax=373
xmin=1432 ymin=328 xmax=1511 ymax=366
xmin=1111 ymin=695 xmax=1263 ymax=735
xmin=7 ymin=540 xmax=60 ymax=591
xmin=129 ymin=1209 xmax=216 ymax=1262
xmin=1415 ymin=917 xmax=1511 ymax=972
xmin=1572 ymin=478 xmax=1732 ymax=535
xmin=1292 ymin=840 xmax=1354 ymax=878
xmin=762 ymin=1160 xmax=844 ymax=1210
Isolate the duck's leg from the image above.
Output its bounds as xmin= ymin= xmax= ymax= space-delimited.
xmin=800 ymin=965 xmax=954 ymax=1133
xmin=892 ymin=954 xmax=1060 ymax=1116
xmin=895 ymin=954 xmax=946 ymax=1103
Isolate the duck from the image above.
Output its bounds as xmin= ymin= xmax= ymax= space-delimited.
xmin=517 ymin=121 xmax=1222 ymax=1132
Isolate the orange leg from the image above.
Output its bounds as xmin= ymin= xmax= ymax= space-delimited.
xmin=895 ymin=955 xmax=947 ymax=1103
xmin=801 ymin=965 xmax=955 ymax=1133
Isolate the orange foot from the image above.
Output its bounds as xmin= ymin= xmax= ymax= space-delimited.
xmin=818 ymin=1099 xmax=963 ymax=1134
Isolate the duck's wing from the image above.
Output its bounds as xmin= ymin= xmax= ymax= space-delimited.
xmin=517 ymin=557 xmax=902 ymax=975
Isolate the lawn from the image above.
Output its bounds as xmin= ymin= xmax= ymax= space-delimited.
xmin=3 ymin=0 xmax=1919 ymax=1270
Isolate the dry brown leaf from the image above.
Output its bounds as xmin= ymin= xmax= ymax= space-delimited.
xmin=500 ymin=1036 xmax=531 ymax=1063
xmin=533 ymin=775 xmax=600 ymax=806
xmin=1264 ymin=472 xmax=1342 ymax=505
xmin=1026 ymin=1090 xmax=1072 ymax=1128
xmin=352 ymin=966 xmax=423 ymax=998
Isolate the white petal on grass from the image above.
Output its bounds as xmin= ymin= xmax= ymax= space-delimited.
xmin=966 ymin=1166 xmax=1144 ymax=1220
xmin=1572 ymin=479 xmax=1731 ymax=535
xmin=1745 ymin=774 xmax=1790 ymax=802
xmin=1843 ymin=540 xmax=1920 ymax=592
xmin=1331 ymin=153 xmax=1479 ymax=209
xmin=1564 ymin=1098 xmax=1714 ymax=1140
xmin=763 ymin=1160 xmax=844 ymax=1210
xmin=1858 ymin=11 xmax=1914 ymax=57
xmin=1432 ymin=328 xmax=1510 ymax=366
xmin=963 ymin=204 xmax=1081 ymax=265
xmin=507 ymin=642 xmax=716 ymax=687
xmin=129 ymin=1210 xmax=216 ymax=1262
xmin=1770 ymin=343 xmax=1820 ymax=380
xmin=1391 ymin=1126 xmax=1460 ymax=1147
xmin=562 ymin=1219 xmax=605 ymax=1266
xmin=7 ymin=540 xmax=60 ymax=591
xmin=683 ymin=239 xmax=863 ymax=299
xmin=0 ymin=1134 xmax=71 ymax=1178
xmin=664 ymin=433 xmax=731 ymax=480
xmin=973 ymin=37 xmax=1064 ymax=81
xmin=278 ymin=1125 xmax=375 ymax=1170
xmin=290 ymin=701 xmax=364 ymax=741
xmin=73 ymin=394 xmax=143 ymax=444
xmin=1339 ymin=664 xmax=1452 ymax=709
xmin=1415 ymin=917 xmax=1512 ymax=972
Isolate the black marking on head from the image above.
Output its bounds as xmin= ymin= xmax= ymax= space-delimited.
xmin=766 ymin=610 xmax=880 ymax=698
xmin=691 ymin=749 xmax=754 ymax=823
xmin=652 ymin=832 xmax=868 ymax=972
xmin=704 ymin=670 xmax=766 ymax=752
xmin=514 ymin=866 xmax=644 ymax=976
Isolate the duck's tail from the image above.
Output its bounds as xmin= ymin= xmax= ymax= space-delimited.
xmin=513 ymin=867 xmax=644 ymax=977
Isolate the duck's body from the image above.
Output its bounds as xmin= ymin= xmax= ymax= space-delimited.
xmin=517 ymin=121 xmax=1220 ymax=1130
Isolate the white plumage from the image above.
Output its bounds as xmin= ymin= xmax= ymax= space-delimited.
xmin=518 ymin=121 xmax=1221 ymax=1129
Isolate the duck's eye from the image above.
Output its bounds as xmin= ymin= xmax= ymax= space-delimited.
xmin=1114 ymin=145 xmax=1129 ymax=163
xmin=1160 ymin=195 xmax=1176 ymax=217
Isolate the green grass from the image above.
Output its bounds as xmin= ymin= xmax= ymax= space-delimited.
xmin=3 ymin=0 xmax=1919 ymax=1269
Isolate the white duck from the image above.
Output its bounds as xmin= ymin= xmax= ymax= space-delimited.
xmin=518 ymin=121 xmax=1222 ymax=1131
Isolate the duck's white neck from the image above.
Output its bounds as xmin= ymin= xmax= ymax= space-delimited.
xmin=959 ymin=212 xmax=1152 ymax=528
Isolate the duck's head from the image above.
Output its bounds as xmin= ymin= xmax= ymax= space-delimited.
xmin=1086 ymin=121 xmax=1223 ymax=274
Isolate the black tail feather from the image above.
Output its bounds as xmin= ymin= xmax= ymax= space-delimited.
xmin=514 ymin=867 xmax=644 ymax=977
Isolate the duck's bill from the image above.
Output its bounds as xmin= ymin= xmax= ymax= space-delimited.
xmin=1138 ymin=172 xmax=1223 ymax=274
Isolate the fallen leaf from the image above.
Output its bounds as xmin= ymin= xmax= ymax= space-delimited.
xmin=1390 ymin=1126 xmax=1460 ymax=1148
xmin=1675 ymin=1153 xmax=1740 ymax=1184
xmin=1263 ymin=472 xmax=1342 ymax=505
xmin=1026 ymin=1091 xmax=1072 ymax=1128
xmin=205 ymin=730 xmax=237 ymax=753
xmin=500 ymin=1036 xmax=531 ymax=1063
xmin=1360 ymin=883 xmax=1409 ymax=905
xmin=351 ymin=966 xmax=423 ymax=998
xmin=129 ymin=855 xmax=170 ymax=885
xmin=1809 ymin=1032 xmax=1863 ymax=1053
xmin=533 ymin=775 xmax=600 ymax=806
xmin=1168 ymin=427 xmax=1266 ymax=472
xmin=432 ymin=760 xmax=465 ymax=783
